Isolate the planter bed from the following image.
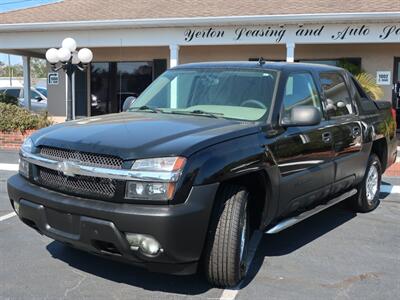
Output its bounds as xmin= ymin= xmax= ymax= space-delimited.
xmin=0 ymin=130 xmax=36 ymax=150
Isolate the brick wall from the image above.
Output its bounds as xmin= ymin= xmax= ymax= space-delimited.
xmin=0 ymin=130 xmax=36 ymax=150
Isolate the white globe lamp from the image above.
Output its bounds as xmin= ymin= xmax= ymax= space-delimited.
xmin=57 ymin=47 xmax=72 ymax=62
xmin=61 ymin=37 xmax=77 ymax=52
xmin=78 ymin=48 xmax=93 ymax=64
xmin=71 ymin=52 xmax=80 ymax=65
xmin=45 ymin=38 xmax=93 ymax=122
xmin=45 ymin=48 xmax=59 ymax=64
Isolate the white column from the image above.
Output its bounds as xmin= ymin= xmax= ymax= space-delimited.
xmin=169 ymin=44 xmax=180 ymax=68
xmin=286 ymin=43 xmax=295 ymax=63
xmin=22 ymin=56 xmax=31 ymax=110
xmin=169 ymin=45 xmax=180 ymax=108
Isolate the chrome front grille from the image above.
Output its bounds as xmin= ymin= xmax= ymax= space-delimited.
xmin=40 ymin=146 xmax=123 ymax=169
xmin=37 ymin=167 xmax=117 ymax=199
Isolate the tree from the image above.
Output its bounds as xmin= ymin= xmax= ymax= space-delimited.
xmin=30 ymin=58 xmax=47 ymax=79
xmin=338 ymin=59 xmax=383 ymax=101
xmin=355 ymin=73 xmax=384 ymax=100
xmin=1 ymin=64 xmax=23 ymax=77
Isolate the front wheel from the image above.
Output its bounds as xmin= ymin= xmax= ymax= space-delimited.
xmin=204 ymin=184 xmax=250 ymax=288
xmin=350 ymin=154 xmax=382 ymax=212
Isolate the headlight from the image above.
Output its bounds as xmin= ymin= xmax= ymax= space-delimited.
xmin=126 ymin=181 xmax=174 ymax=200
xmin=21 ymin=137 xmax=33 ymax=153
xmin=131 ymin=157 xmax=186 ymax=172
xmin=126 ymin=157 xmax=186 ymax=201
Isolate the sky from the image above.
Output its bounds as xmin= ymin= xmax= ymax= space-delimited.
xmin=0 ymin=0 xmax=62 ymax=14
xmin=0 ymin=1 xmax=63 ymax=65
xmin=0 ymin=53 xmax=22 ymax=65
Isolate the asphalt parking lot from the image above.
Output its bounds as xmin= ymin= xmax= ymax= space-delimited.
xmin=0 ymin=150 xmax=399 ymax=300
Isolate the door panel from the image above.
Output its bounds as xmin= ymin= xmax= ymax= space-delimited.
xmin=319 ymin=72 xmax=363 ymax=186
xmin=271 ymin=72 xmax=335 ymax=217
xmin=272 ymin=124 xmax=334 ymax=216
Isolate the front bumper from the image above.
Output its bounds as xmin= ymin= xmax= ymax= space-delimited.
xmin=7 ymin=174 xmax=219 ymax=275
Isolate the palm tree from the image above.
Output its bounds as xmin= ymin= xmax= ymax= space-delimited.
xmin=355 ymin=72 xmax=384 ymax=101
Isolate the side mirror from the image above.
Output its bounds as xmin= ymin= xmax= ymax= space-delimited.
xmin=122 ymin=96 xmax=137 ymax=112
xmin=281 ymin=106 xmax=322 ymax=127
xmin=34 ymin=95 xmax=43 ymax=101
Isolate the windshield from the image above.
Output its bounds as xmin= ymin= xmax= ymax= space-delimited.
xmin=129 ymin=68 xmax=278 ymax=121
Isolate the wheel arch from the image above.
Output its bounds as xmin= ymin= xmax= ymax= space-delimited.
xmin=371 ymin=138 xmax=388 ymax=171
xmin=215 ymin=167 xmax=279 ymax=231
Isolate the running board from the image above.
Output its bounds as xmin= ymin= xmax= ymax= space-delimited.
xmin=266 ymin=189 xmax=358 ymax=234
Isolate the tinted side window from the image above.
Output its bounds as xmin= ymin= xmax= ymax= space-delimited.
xmin=351 ymin=77 xmax=369 ymax=100
xmin=31 ymin=90 xmax=40 ymax=99
xmin=5 ymin=88 xmax=21 ymax=98
xmin=282 ymin=73 xmax=322 ymax=118
xmin=320 ymin=72 xmax=354 ymax=117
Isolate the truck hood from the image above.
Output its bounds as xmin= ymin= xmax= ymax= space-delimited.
xmin=31 ymin=112 xmax=260 ymax=159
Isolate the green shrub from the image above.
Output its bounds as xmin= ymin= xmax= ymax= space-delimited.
xmin=0 ymin=93 xmax=18 ymax=105
xmin=0 ymin=103 xmax=53 ymax=133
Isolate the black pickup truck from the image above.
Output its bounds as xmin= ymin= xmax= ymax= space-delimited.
xmin=7 ymin=62 xmax=397 ymax=287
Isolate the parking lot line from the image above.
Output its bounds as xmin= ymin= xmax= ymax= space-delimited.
xmin=219 ymin=230 xmax=263 ymax=300
xmin=0 ymin=163 xmax=18 ymax=171
xmin=381 ymin=184 xmax=400 ymax=194
xmin=220 ymin=289 xmax=239 ymax=300
xmin=0 ymin=212 xmax=16 ymax=222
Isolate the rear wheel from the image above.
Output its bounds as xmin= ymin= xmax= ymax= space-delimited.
xmin=350 ymin=154 xmax=382 ymax=212
xmin=205 ymin=184 xmax=250 ymax=287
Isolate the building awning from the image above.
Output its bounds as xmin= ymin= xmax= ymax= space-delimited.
xmin=0 ymin=0 xmax=399 ymax=30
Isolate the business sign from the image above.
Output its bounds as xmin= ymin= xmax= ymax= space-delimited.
xmin=376 ymin=71 xmax=391 ymax=85
xmin=48 ymin=72 xmax=59 ymax=85
xmin=183 ymin=23 xmax=400 ymax=45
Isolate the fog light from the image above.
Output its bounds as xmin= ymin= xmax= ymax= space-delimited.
xmin=140 ymin=238 xmax=162 ymax=256
xmin=13 ymin=200 xmax=20 ymax=215
xmin=125 ymin=233 xmax=143 ymax=250
xmin=125 ymin=233 xmax=163 ymax=256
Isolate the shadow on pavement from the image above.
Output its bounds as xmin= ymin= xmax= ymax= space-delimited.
xmin=46 ymin=241 xmax=214 ymax=295
xmin=241 ymin=202 xmax=357 ymax=288
xmin=46 ymin=200 xmax=376 ymax=292
xmin=380 ymin=180 xmax=394 ymax=200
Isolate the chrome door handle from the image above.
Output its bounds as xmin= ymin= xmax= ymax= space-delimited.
xmin=352 ymin=127 xmax=361 ymax=137
xmin=322 ymin=132 xmax=332 ymax=143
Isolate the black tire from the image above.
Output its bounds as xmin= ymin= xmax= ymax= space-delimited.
xmin=350 ymin=154 xmax=382 ymax=213
xmin=204 ymin=184 xmax=250 ymax=288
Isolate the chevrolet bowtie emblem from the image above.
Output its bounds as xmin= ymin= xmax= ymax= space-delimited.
xmin=57 ymin=161 xmax=80 ymax=177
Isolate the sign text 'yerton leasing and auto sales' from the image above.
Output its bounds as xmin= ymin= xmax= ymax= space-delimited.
xmin=183 ymin=23 xmax=400 ymax=44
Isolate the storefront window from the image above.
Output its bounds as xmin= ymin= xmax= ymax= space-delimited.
xmin=299 ymin=58 xmax=362 ymax=75
xmin=249 ymin=58 xmax=362 ymax=75
xmin=90 ymin=62 xmax=153 ymax=116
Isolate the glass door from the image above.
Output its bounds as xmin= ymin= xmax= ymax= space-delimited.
xmin=393 ymin=57 xmax=400 ymax=128
xmin=90 ymin=61 xmax=153 ymax=116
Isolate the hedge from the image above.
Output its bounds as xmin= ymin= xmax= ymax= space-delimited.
xmin=0 ymin=102 xmax=52 ymax=133
xmin=0 ymin=93 xmax=18 ymax=105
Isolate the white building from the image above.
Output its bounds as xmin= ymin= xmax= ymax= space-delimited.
xmin=0 ymin=0 xmax=399 ymax=121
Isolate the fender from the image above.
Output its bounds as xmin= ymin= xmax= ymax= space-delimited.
xmin=177 ymin=132 xmax=280 ymax=229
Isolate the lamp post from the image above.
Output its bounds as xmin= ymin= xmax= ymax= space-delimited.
xmin=45 ymin=38 xmax=93 ymax=121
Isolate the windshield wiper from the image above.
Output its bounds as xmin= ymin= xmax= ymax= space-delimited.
xmin=171 ymin=109 xmax=224 ymax=119
xmin=130 ymin=105 xmax=164 ymax=113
